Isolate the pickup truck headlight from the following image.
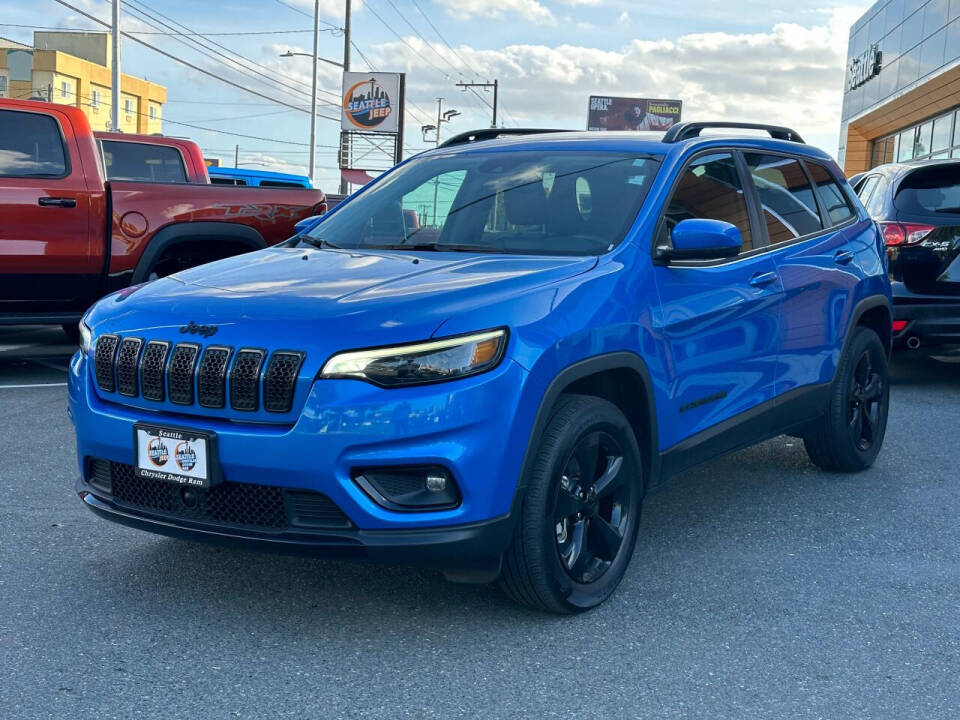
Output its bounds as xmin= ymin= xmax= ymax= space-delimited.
xmin=320 ymin=329 xmax=507 ymax=387
xmin=78 ymin=318 xmax=92 ymax=354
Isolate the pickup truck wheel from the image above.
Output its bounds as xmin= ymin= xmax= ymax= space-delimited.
xmin=803 ymin=326 xmax=889 ymax=472
xmin=499 ymin=394 xmax=643 ymax=613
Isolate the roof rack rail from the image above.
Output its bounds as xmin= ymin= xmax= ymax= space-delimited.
xmin=663 ymin=122 xmax=805 ymax=144
xmin=439 ymin=128 xmax=572 ymax=148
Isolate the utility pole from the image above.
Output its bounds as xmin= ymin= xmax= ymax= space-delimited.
xmin=435 ymin=97 xmax=443 ymax=148
xmin=111 ymin=0 xmax=121 ymax=132
xmin=308 ymin=0 xmax=320 ymax=184
xmin=339 ymin=0 xmax=352 ymax=195
xmin=456 ymin=80 xmax=499 ymax=128
xmin=234 ymin=144 xmax=239 ymax=168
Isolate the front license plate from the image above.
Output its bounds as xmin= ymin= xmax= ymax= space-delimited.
xmin=134 ymin=424 xmax=215 ymax=489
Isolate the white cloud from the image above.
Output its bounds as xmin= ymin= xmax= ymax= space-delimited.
xmin=368 ymin=6 xmax=864 ymax=156
xmin=435 ymin=0 xmax=555 ymax=23
xmin=618 ymin=11 xmax=630 ymax=24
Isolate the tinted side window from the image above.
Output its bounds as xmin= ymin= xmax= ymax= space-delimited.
xmin=857 ymin=175 xmax=880 ymax=205
xmin=0 ymin=109 xmax=68 ymax=177
xmin=865 ymin=176 xmax=888 ymax=217
xmin=101 ymin=141 xmax=187 ymax=183
xmin=663 ymin=152 xmax=753 ymax=251
xmin=743 ymin=153 xmax=822 ymax=243
xmin=807 ymin=162 xmax=856 ymax=226
xmin=260 ymin=180 xmax=307 ymax=188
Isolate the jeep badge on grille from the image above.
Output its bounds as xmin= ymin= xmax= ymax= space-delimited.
xmin=180 ymin=321 xmax=218 ymax=338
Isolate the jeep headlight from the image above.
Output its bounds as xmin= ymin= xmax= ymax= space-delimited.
xmin=78 ymin=317 xmax=92 ymax=354
xmin=320 ymin=329 xmax=507 ymax=387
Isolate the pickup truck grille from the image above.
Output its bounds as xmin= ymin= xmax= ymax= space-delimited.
xmin=94 ymin=335 xmax=304 ymax=414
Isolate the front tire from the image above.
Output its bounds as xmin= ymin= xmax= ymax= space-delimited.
xmin=804 ymin=326 xmax=889 ymax=472
xmin=499 ymin=394 xmax=644 ymax=613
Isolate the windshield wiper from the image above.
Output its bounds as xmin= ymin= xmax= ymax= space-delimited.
xmin=933 ymin=206 xmax=960 ymax=213
xmin=299 ymin=236 xmax=342 ymax=250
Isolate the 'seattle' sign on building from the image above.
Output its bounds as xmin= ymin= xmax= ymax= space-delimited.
xmin=848 ymin=44 xmax=882 ymax=91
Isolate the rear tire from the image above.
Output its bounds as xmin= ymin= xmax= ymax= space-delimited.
xmin=499 ymin=394 xmax=644 ymax=613
xmin=803 ymin=326 xmax=889 ymax=472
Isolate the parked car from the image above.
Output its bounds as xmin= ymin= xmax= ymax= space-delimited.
xmin=71 ymin=122 xmax=892 ymax=613
xmin=0 ymin=99 xmax=327 ymax=336
xmin=208 ymin=166 xmax=312 ymax=188
xmin=851 ymin=159 xmax=960 ymax=351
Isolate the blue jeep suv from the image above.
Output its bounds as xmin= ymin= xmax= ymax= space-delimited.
xmin=70 ymin=123 xmax=893 ymax=613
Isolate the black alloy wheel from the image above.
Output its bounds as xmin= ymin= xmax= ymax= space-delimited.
xmin=848 ymin=349 xmax=884 ymax=452
xmin=499 ymin=394 xmax=644 ymax=613
xmin=804 ymin=326 xmax=889 ymax=472
xmin=553 ymin=431 xmax=632 ymax=584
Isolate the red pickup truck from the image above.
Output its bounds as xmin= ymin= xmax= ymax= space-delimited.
xmin=0 ymin=98 xmax=326 ymax=334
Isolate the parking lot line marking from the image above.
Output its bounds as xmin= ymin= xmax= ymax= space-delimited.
xmin=0 ymin=382 xmax=68 ymax=389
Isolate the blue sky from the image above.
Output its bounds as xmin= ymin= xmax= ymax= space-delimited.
xmin=1 ymin=0 xmax=872 ymax=190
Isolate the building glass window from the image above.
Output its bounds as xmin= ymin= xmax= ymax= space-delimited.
xmin=870 ymin=104 xmax=960 ymax=168
xmin=149 ymin=105 xmax=157 ymax=120
xmin=60 ymin=81 xmax=69 ymax=98
xmin=0 ymin=76 xmax=7 ymax=96
xmin=91 ymin=90 xmax=101 ymax=109
xmin=124 ymin=99 xmax=134 ymax=116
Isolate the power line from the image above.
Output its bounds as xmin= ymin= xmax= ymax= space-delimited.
xmin=119 ymin=0 xmax=341 ymax=105
xmin=0 ymin=22 xmax=330 ymax=36
xmin=50 ymin=0 xmax=343 ymax=118
xmin=409 ymin=0 xmax=481 ymax=77
xmin=272 ymin=0 xmax=341 ymax=31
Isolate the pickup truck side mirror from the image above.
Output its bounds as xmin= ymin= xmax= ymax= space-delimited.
xmin=655 ymin=218 xmax=742 ymax=263
xmin=293 ymin=214 xmax=324 ymax=235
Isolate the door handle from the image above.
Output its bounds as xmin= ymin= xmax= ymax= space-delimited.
xmin=38 ymin=197 xmax=77 ymax=208
xmin=748 ymin=271 xmax=778 ymax=288
xmin=834 ymin=249 xmax=855 ymax=265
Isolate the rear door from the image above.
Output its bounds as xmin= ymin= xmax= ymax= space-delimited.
xmin=652 ymin=150 xmax=784 ymax=449
xmin=891 ymin=164 xmax=960 ymax=297
xmin=748 ymin=153 xmax=865 ymax=393
xmin=0 ymin=106 xmax=97 ymax=313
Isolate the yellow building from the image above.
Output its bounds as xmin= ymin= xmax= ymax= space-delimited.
xmin=0 ymin=31 xmax=165 ymax=134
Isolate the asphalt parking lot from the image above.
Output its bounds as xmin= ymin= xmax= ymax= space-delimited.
xmin=1 ymin=325 xmax=958 ymax=719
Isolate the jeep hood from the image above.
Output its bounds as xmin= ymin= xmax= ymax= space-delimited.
xmin=88 ymin=246 xmax=596 ymax=350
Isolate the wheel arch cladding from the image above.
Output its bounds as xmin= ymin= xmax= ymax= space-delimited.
xmin=131 ymin=221 xmax=267 ymax=283
xmin=855 ymin=302 xmax=892 ymax=357
xmin=517 ymin=352 xmax=660 ymax=507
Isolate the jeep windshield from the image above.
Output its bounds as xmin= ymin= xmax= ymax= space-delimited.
xmin=302 ymin=150 xmax=661 ymax=256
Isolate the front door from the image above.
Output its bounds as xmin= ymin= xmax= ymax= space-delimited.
xmin=652 ymin=151 xmax=783 ymax=451
xmin=0 ymin=106 xmax=95 ymax=314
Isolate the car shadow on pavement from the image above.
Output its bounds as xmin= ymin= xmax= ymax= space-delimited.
xmin=889 ymin=353 xmax=960 ymax=386
xmin=72 ymin=432 xmax=897 ymax=632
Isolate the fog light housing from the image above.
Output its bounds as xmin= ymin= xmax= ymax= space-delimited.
xmin=353 ymin=465 xmax=460 ymax=511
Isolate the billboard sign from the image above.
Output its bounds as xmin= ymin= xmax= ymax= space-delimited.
xmin=341 ymin=72 xmax=403 ymax=134
xmin=587 ymin=96 xmax=682 ymax=131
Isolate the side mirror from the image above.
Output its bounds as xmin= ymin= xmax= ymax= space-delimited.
xmin=293 ymin=214 xmax=324 ymax=235
xmin=656 ymin=218 xmax=742 ymax=263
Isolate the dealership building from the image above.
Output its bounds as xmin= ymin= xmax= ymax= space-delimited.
xmin=840 ymin=0 xmax=960 ymax=175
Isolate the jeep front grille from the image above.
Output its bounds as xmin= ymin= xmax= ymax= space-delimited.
xmin=197 ymin=346 xmax=233 ymax=409
xmin=167 ymin=343 xmax=199 ymax=405
xmin=93 ymin=334 xmax=119 ymax=392
xmin=93 ymin=336 xmax=303 ymax=414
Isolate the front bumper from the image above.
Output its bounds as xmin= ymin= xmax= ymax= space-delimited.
xmin=69 ymin=347 xmax=534 ymax=561
xmin=78 ymin=482 xmax=514 ymax=565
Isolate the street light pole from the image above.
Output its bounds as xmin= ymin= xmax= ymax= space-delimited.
xmin=308 ymin=0 xmax=320 ymax=184
xmin=111 ymin=0 xmax=121 ymax=132
xmin=339 ymin=0 xmax=352 ymax=194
